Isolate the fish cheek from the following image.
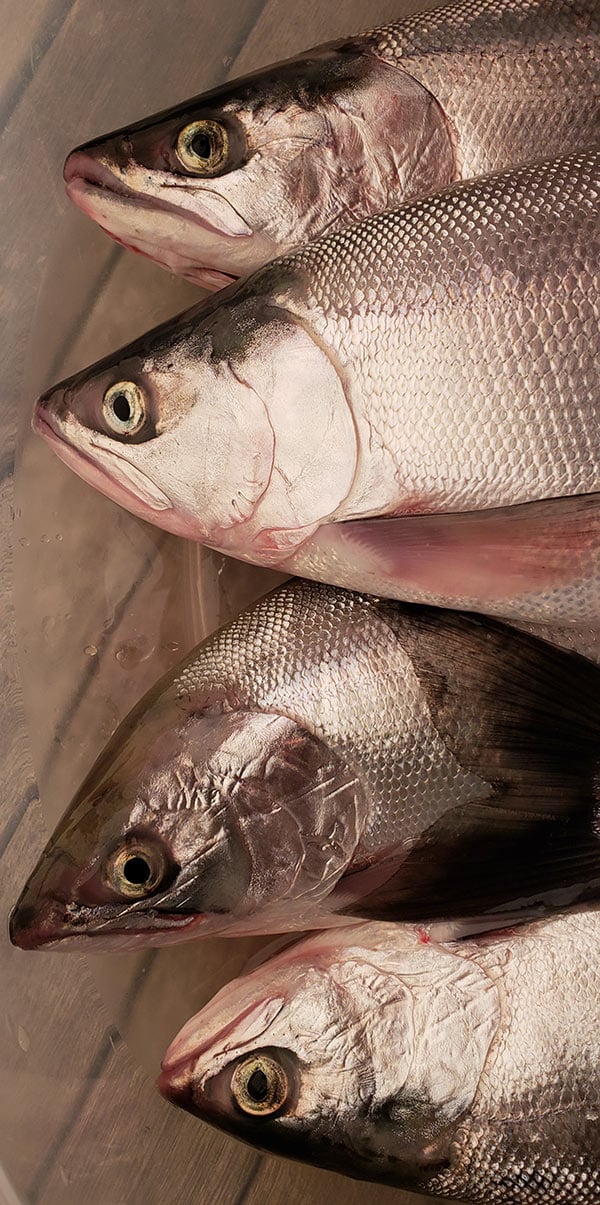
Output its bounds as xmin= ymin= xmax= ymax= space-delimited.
xmin=364 ymin=1091 xmax=456 ymax=1185
xmin=171 ymin=829 xmax=253 ymax=918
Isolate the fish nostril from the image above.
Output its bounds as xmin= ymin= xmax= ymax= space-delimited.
xmin=36 ymin=386 xmax=57 ymax=409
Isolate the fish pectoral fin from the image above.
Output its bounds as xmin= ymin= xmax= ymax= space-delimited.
xmin=252 ymin=521 xmax=321 ymax=560
xmin=287 ymin=493 xmax=600 ymax=625
xmin=328 ymin=847 xmax=409 ymax=910
xmin=343 ymin=801 xmax=600 ymax=924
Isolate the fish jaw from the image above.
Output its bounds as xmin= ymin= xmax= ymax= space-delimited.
xmin=9 ymin=888 xmax=207 ymax=952
xmin=64 ymin=151 xmax=271 ymax=289
xmin=33 ymin=404 xmax=203 ymax=540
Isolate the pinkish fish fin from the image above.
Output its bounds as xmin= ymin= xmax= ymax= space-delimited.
xmin=252 ymin=521 xmax=321 ymax=560
xmin=287 ymin=493 xmax=600 ymax=624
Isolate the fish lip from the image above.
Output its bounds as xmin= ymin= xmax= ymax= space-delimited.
xmin=64 ymin=150 xmax=133 ymax=195
xmin=9 ymin=901 xmax=203 ymax=951
xmin=64 ymin=151 xmax=250 ymax=245
xmin=32 ymin=407 xmax=63 ymax=442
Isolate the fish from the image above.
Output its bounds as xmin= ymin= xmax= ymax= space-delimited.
xmin=10 ymin=579 xmax=600 ymax=952
xmin=35 ymin=150 xmax=600 ymax=628
xmin=62 ymin=0 xmax=600 ymax=288
xmin=158 ymin=909 xmax=600 ymax=1201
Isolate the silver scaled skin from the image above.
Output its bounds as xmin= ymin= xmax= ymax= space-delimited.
xmin=160 ymin=910 xmax=600 ymax=1204
xmin=63 ymin=0 xmax=600 ymax=286
xmin=10 ymin=581 xmax=600 ymax=951
xmin=35 ymin=151 xmax=600 ymax=630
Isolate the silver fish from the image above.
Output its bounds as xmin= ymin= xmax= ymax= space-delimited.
xmin=10 ymin=580 xmax=600 ymax=951
xmin=63 ymin=0 xmax=600 ymax=287
xmin=35 ymin=150 xmax=600 ymax=627
xmin=159 ymin=909 xmax=600 ymax=1202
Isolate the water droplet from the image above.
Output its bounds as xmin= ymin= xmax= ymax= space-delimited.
xmin=41 ymin=534 xmax=50 ymax=544
xmin=115 ymin=635 xmax=153 ymax=669
xmin=84 ymin=644 xmax=98 ymax=657
xmin=55 ymin=533 xmax=63 ymax=542
xmin=165 ymin=641 xmax=180 ymax=653
xmin=17 ymin=1025 xmax=30 ymax=1052
xmin=18 ymin=537 xmax=30 ymax=547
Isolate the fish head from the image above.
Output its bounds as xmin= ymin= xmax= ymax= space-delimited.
xmin=159 ymin=925 xmax=500 ymax=1186
xmin=10 ymin=688 xmax=365 ymax=951
xmin=63 ymin=46 xmax=453 ymax=287
xmin=33 ymin=292 xmax=356 ymax=557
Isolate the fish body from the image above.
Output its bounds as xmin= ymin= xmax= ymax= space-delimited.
xmin=10 ymin=580 xmax=600 ymax=951
xmin=159 ymin=909 xmax=600 ymax=1202
xmin=36 ymin=150 xmax=600 ymax=627
xmin=63 ymin=0 xmax=600 ymax=286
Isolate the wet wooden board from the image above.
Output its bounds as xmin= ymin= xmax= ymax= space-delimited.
xmin=0 ymin=1 xmax=458 ymax=1203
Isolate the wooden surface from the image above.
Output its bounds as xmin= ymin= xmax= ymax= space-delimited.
xmin=0 ymin=2 xmax=454 ymax=1204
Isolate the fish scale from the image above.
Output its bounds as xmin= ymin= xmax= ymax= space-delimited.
xmin=366 ymin=0 xmax=600 ymax=177
xmin=270 ymin=150 xmax=599 ymax=515
xmin=428 ymin=915 xmax=600 ymax=1201
xmin=174 ymin=581 xmax=488 ymax=854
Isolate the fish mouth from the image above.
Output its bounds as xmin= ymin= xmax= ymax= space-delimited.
xmin=9 ymin=892 xmax=205 ymax=952
xmin=33 ymin=406 xmax=173 ymax=515
xmin=64 ymin=152 xmax=245 ymax=289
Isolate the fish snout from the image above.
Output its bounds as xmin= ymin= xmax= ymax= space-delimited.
xmin=63 ymin=125 xmax=137 ymax=191
xmin=9 ymin=892 xmax=69 ymax=950
xmin=9 ymin=841 xmax=84 ymax=951
xmin=32 ymin=386 xmax=67 ymax=440
xmin=63 ymin=142 xmax=147 ymax=244
xmin=157 ymin=1056 xmax=198 ymax=1112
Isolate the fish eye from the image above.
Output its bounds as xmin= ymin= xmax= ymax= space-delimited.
xmin=104 ymin=840 xmax=168 ymax=899
xmin=176 ymin=119 xmax=229 ymax=176
xmin=231 ymin=1054 xmax=288 ymax=1117
xmin=102 ymin=381 xmax=146 ymax=435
